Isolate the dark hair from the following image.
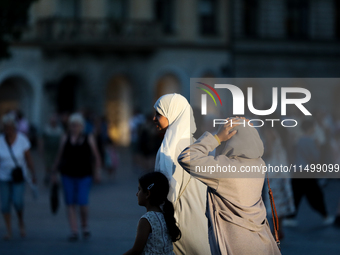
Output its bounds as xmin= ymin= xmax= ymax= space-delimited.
xmin=301 ymin=119 xmax=315 ymax=133
xmin=139 ymin=172 xmax=181 ymax=242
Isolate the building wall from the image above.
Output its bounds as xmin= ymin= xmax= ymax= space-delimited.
xmin=0 ymin=45 xmax=229 ymax=129
xmin=2 ymin=0 xmax=340 ymax=138
xmin=310 ymin=0 xmax=335 ymax=40
xmin=0 ymin=48 xmax=44 ymax=127
xmin=234 ymin=0 xmax=338 ymax=40
xmin=28 ymin=0 xmax=229 ymax=44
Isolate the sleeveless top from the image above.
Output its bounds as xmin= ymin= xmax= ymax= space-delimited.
xmin=141 ymin=211 xmax=175 ymax=255
xmin=59 ymin=134 xmax=93 ymax=177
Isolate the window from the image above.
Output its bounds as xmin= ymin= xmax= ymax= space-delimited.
xmin=286 ymin=0 xmax=309 ymax=39
xmin=154 ymin=0 xmax=175 ymax=34
xmin=198 ymin=0 xmax=218 ymax=35
xmin=57 ymin=75 xmax=79 ymax=113
xmin=107 ymin=0 xmax=128 ymax=20
xmin=243 ymin=0 xmax=258 ymax=37
xmin=335 ymin=0 xmax=340 ymax=39
xmin=59 ymin=0 xmax=82 ymax=18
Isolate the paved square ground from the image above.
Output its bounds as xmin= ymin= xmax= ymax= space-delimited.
xmin=1 ymin=152 xmax=339 ymax=255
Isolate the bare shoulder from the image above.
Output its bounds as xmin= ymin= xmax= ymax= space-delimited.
xmin=59 ymin=134 xmax=68 ymax=145
xmin=139 ymin=217 xmax=151 ymax=229
xmin=87 ymin=134 xmax=96 ymax=144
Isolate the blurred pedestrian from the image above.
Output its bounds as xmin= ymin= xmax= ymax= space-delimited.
xmin=93 ymin=116 xmax=119 ymax=176
xmin=335 ymin=199 xmax=340 ymax=228
xmin=331 ymin=131 xmax=340 ymax=165
xmin=314 ymin=110 xmax=333 ymax=187
xmin=0 ymin=113 xmax=36 ymax=240
xmin=15 ymin=110 xmax=29 ymax=136
xmin=123 ymin=172 xmax=180 ymax=255
xmin=263 ymin=127 xmax=295 ymax=239
xmin=286 ymin=119 xmax=334 ymax=226
xmin=104 ymin=139 xmax=119 ymax=176
xmin=137 ymin=114 xmax=163 ymax=172
xmin=82 ymin=109 xmax=94 ymax=135
xmin=40 ymin=114 xmax=63 ymax=185
xmin=153 ymin=94 xmax=210 ymax=255
xmin=129 ymin=110 xmax=146 ymax=172
xmin=332 ymin=132 xmax=340 ymax=228
xmin=129 ymin=110 xmax=145 ymax=151
xmin=93 ymin=116 xmax=107 ymax=167
xmin=59 ymin=112 xmax=70 ymax=132
xmin=51 ymin=113 xmax=101 ymax=241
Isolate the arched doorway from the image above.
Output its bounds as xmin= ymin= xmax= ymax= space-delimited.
xmin=56 ymin=74 xmax=80 ymax=114
xmin=0 ymin=76 xmax=34 ymax=121
xmin=106 ymin=75 xmax=132 ymax=146
xmin=155 ymin=73 xmax=181 ymax=100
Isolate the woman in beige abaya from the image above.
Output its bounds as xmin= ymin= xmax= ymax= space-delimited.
xmin=178 ymin=118 xmax=281 ymax=255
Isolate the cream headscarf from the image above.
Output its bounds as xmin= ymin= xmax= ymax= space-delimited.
xmin=154 ymin=93 xmax=196 ymax=202
xmin=216 ymin=118 xmax=264 ymax=159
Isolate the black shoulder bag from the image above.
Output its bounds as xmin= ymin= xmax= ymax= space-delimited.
xmin=6 ymin=139 xmax=25 ymax=183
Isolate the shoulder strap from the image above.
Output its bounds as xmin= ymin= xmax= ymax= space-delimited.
xmin=267 ymin=174 xmax=281 ymax=251
xmin=5 ymin=138 xmax=19 ymax=168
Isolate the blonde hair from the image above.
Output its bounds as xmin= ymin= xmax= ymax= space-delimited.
xmin=2 ymin=113 xmax=17 ymax=127
xmin=68 ymin=113 xmax=85 ymax=127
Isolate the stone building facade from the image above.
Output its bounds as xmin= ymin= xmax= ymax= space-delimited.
xmin=0 ymin=0 xmax=230 ymax=145
xmin=1 ymin=0 xmax=340 ymax=145
xmin=230 ymin=0 xmax=340 ymax=120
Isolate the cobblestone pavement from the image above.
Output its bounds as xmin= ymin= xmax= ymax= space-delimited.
xmin=1 ymin=151 xmax=339 ymax=255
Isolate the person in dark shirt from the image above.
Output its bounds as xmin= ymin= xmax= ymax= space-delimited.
xmin=51 ymin=113 xmax=102 ymax=241
xmin=285 ymin=119 xmax=334 ymax=226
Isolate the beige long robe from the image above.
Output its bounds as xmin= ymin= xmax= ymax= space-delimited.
xmin=172 ymin=138 xmax=211 ymax=255
xmin=153 ymin=93 xmax=211 ymax=255
xmin=178 ymin=132 xmax=281 ymax=255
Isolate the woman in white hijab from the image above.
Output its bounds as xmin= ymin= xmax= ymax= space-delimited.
xmin=153 ymin=93 xmax=211 ymax=255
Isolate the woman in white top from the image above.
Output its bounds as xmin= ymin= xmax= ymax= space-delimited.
xmin=0 ymin=113 xmax=36 ymax=240
xmin=153 ymin=94 xmax=210 ymax=255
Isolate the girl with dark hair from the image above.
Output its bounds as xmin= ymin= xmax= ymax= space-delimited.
xmin=123 ymin=172 xmax=181 ymax=255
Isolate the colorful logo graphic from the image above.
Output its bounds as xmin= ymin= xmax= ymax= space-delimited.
xmin=197 ymin=82 xmax=311 ymax=117
xmin=196 ymin=82 xmax=222 ymax=115
xmin=196 ymin=82 xmax=222 ymax=106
